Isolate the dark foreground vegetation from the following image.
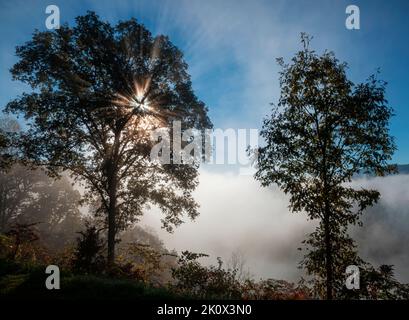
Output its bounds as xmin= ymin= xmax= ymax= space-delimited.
xmin=1 ymin=218 xmax=408 ymax=300
xmin=0 ymin=221 xmax=312 ymax=300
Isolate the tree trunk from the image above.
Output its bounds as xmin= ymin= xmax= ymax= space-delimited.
xmin=321 ymin=130 xmax=333 ymax=300
xmin=107 ymin=189 xmax=117 ymax=268
xmin=324 ymin=205 xmax=333 ymax=300
xmin=106 ymin=163 xmax=118 ymax=268
xmin=106 ymin=132 xmax=121 ymax=268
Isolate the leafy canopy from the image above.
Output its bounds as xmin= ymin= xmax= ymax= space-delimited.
xmin=6 ymin=12 xmax=211 ymax=233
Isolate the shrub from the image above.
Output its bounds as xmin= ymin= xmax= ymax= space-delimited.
xmin=72 ymin=223 xmax=105 ymax=274
xmin=171 ymin=251 xmax=242 ymax=299
xmin=1 ymin=223 xmax=50 ymax=265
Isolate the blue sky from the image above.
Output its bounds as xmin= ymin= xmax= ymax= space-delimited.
xmin=1 ymin=0 xmax=408 ymax=163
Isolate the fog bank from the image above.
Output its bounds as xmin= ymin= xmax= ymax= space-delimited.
xmin=141 ymin=170 xmax=409 ymax=282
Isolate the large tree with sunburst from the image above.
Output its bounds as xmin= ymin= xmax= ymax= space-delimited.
xmin=5 ymin=12 xmax=211 ymax=266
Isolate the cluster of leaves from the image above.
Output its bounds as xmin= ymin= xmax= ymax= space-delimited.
xmin=241 ymin=278 xmax=310 ymax=300
xmin=1 ymin=224 xmax=408 ymax=300
xmin=339 ymin=265 xmax=409 ymax=300
xmin=72 ymin=223 xmax=106 ymax=274
xmin=0 ymin=164 xmax=83 ymax=250
xmin=68 ymin=222 xmax=176 ymax=285
xmin=300 ymin=227 xmax=364 ymax=297
xmin=0 ymin=223 xmax=50 ymax=265
xmin=114 ymin=225 xmax=178 ymax=284
xmin=170 ymin=251 xmax=311 ymax=300
xmin=0 ymin=117 xmax=19 ymax=170
xmin=171 ymin=251 xmax=243 ymax=299
xmin=114 ymin=243 xmax=168 ymax=284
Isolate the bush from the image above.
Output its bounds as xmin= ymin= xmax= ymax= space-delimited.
xmin=241 ymin=278 xmax=311 ymax=300
xmin=72 ymin=223 xmax=105 ymax=274
xmin=171 ymin=251 xmax=242 ymax=299
xmin=1 ymin=224 xmax=50 ymax=265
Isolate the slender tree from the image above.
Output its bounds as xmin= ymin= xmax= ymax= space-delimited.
xmin=0 ymin=165 xmax=83 ymax=248
xmin=5 ymin=12 xmax=211 ymax=266
xmin=254 ymin=35 xmax=395 ymax=299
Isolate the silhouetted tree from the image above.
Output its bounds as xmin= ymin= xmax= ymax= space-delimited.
xmin=254 ymin=34 xmax=395 ymax=299
xmin=5 ymin=12 xmax=211 ymax=266
xmin=6 ymin=222 xmax=39 ymax=260
xmin=0 ymin=164 xmax=43 ymax=233
xmin=73 ymin=223 xmax=105 ymax=274
xmin=0 ymin=164 xmax=83 ymax=249
xmin=0 ymin=118 xmax=82 ymax=247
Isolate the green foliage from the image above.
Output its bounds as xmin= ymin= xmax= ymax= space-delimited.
xmin=116 ymin=243 xmax=169 ymax=284
xmin=1 ymin=236 xmax=407 ymax=300
xmin=339 ymin=264 xmax=409 ymax=300
xmin=254 ymin=34 xmax=396 ymax=299
xmin=59 ymin=275 xmax=177 ymax=300
xmin=1 ymin=223 xmax=50 ymax=266
xmin=0 ymin=274 xmax=30 ymax=295
xmin=171 ymin=251 xmax=243 ymax=299
xmin=72 ymin=223 xmax=106 ymax=274
xmin=0 ymin=117 xmax=19 ymax=170
xmin=300 ymin=227 xmax=365 ymax=298
xmin=241 ymin=278 xmax=310 ymax=300
xmin=116 ymin=225 xmax=177 ymax=284
xmin=5 ymin=11 xmax=211 ymax=265
xmin=170 ymin=251 xmax=313 ymax=300
xmin=1 ymin=272 xmax=178 ymax=300
xmin=0 ymin=164 xmax=83 ymax=250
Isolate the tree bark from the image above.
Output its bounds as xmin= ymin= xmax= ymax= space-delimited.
xmin=324 ymin=202 xmax=333 ymax=300
xmin=107 ymin=186 xmax=117 ymax=268
xmin=322 ymin=131 xmax=333 ymax=300
xmin=106 ymin=131 xmax=121 ymax=268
